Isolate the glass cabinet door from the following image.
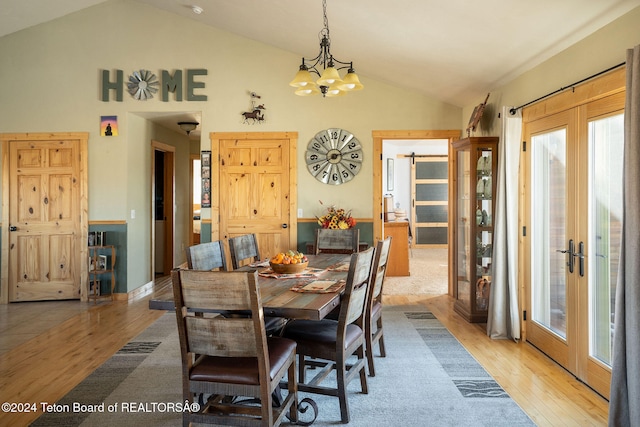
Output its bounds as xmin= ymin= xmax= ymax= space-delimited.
xmin=456 ymin=148 xmax=471 ymax=307
xmin=475 ymin=147 xmax=493 ymax=312
xmin=453 ymin=137 xmax=498 ymax=323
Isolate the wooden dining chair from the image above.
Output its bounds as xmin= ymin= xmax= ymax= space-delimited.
xmin=171 ymin=268 xmax=298 ymax=427
xmin=313 ymin=228 xmax=360 ymax=254
xmin=365 ymin=237 xmax=392 ymax=377
xmin=228 ymin=233 xmax=287 ymax=336
xmin=228 ymin=233 xmax=261 ymax=269
xmin=282 ymin=247 xmax=375 ymax=423
xmin=185 ymin=240 xmax=227 ymax=271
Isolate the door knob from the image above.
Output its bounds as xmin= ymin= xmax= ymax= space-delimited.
xmin=282 ymin=224 xmax=288 ymax=229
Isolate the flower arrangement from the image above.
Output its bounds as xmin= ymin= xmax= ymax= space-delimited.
xmin=316 ymin=201 xmax=356 ymax=229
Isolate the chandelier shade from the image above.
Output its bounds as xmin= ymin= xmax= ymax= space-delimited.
xmin=338 ymin=70 xmax=364 ymax=91
xmin=295 ymin=85 xmax=321 ymax=96
xmin=290 ymin=0 xmax=362 ymax=97
xmin=317 ymin=66 xmax=342 ymax=87
xmin=289 ymin=66 xmax=315 ymax=88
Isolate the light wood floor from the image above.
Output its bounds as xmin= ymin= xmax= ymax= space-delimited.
xmin=0 ymin=278 xmax=608 ymax=426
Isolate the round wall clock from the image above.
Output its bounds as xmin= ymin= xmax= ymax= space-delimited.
xmin=127 ymin=69 xmax=159 ymax=100
xmin=305 ymin=128 xmax=363 ymax=185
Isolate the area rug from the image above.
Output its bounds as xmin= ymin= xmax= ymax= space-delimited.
xmin=31 ymin=307 xmax=534 ymax=426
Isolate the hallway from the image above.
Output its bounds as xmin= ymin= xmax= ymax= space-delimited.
xmin=384 ymin=247 xmax=448 ymax=295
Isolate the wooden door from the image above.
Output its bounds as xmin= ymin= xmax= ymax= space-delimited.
xmin=2 ymin=133 xmax=88 ymax=302
xmin=213 ymin=132 xmax=298 ymax=259
xmin=522 ymin=89 xmax=624 ymax=399
xmin=411 ymin=155 xmax=448 ymax=248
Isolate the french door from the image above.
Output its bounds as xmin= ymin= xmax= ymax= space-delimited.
xmin=523 ymin=91 xmax=624 ymax=399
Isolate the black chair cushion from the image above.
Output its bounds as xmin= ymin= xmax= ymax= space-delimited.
xmin=190 ymin=336 xmax=296 ymax=384
xmin=283 ymin=319 xmax=363 ymax=354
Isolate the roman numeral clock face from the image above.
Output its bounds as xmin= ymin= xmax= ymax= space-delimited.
xmin=305 ymin=129 xmax=363 ymax=185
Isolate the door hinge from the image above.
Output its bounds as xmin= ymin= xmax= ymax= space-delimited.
xmin=523 ymin=310 xmax=527 ymax=321
xmin=522 ymin=141 xmax=527 ymax=152
xmin=522 ymin=226 xmax=526 ymax=236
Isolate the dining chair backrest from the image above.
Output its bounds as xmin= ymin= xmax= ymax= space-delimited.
xmin=228 ymin=233 xmax=261 ymax=269
xmin=185 ymin=240 xmax=227 ymax=271
xmin=314 ymin=228 xmax=360 ymax=255
xmin=369 ymin=237 xmax=392 ymax=303
xmin=173 ymin=269 xmax=267 ymax=358
xmin=364 ymin=237 xmax=392 ymax=377
xmin=340 ymin=246 xmax=375 ymax=327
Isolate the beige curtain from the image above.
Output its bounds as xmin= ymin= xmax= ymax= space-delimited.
xmin=609 ymin=44 xmax=640 ymax=427
xmin=487 ymin=107 xmax=521 ymax=340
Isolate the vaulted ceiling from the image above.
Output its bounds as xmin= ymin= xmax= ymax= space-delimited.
xmin=2 ymin=0 xmax=638 ymax=109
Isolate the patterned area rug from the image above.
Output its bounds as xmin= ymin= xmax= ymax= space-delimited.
xmin=31 ymin=308 xmax=534 ymax=426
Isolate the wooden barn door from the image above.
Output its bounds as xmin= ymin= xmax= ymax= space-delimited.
xmin=2 ymin=133 xmax=88 ymax=302
xmin=213 ymin=132 xmax=298 ymax=259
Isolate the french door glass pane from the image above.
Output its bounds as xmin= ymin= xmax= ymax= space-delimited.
xmin=416 ymin=161 xmax=447 ymax=179
xmin=588 ymin=113 xmax=623 ymax=367
xmin=416 ymin=226 xmax=448 ymax=245
xmin=531 ymin=129 xmax=567 ymax=338
xmin=416 ymin=205 xmax=448 ymax=223
xmin=416 ymin=183 xmax=448 ymax=201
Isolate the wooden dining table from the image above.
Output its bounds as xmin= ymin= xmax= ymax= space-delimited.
xmin=149 ymin=253 xmax=352 ymax=321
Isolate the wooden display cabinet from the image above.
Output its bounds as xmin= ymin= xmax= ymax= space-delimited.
xmin=451 ymin=137 xmax=498 ymax=323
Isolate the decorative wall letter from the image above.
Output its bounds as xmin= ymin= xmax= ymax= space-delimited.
xmin=101 ymin=69 xmax=123 ymax=102
xmin=161 ymin=70 xmax=183 ymax=101
xmin=187 ymin=69 xmax=208 ymax=101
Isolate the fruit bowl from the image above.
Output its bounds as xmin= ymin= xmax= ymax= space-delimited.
xmin=269 ymin=261 xmax=309 ymax=274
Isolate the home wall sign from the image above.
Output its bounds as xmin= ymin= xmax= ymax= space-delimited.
xmin=101 ymin=69 xmax=208 ymax=102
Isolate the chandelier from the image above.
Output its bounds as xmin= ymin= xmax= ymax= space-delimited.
xmin=289 ymin=0 xmax=363 ymax=97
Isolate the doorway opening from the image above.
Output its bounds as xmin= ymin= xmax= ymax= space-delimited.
xmin=151 ymin=141 xmax=175 ymax=277
xmin=373 ymin=130 xmax=460 ymax=296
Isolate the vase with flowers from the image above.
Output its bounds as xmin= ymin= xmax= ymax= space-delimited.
xmin=316 ymin=201 xmax=356 ymax=229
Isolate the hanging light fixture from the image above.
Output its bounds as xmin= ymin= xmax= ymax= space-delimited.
xmin=289 ymin=0 xmax=363 ymax=97
xmin=178 ymin=121 xmax=199 ymax=135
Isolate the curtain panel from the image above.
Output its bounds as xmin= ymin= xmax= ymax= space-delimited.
xmin=609 ymin=44 xmax=640 ymax=427
xmin=487 ymin=107 xmax=522 ymax=340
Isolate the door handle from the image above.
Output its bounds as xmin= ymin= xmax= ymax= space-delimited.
xmin=556 ymin=239 xmax=575 ymax=273
xmin=572 ymin=241 xmax=585 ymax=277
xmin=282 ymin=223 xmax=288 ymax=229
xmin=557 ymin=239 xmax=585 ymax=276
xmin=9 ymin=226 xmax=17 ymax=231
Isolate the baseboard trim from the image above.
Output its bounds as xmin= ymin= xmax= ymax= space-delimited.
xmin=113 ymin=281 xmax=154 ymax=301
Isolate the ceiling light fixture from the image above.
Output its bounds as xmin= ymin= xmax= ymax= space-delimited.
xmin=191 ymin=5 xmax=203 ymax=15
xmin=289 ymin=0 xmax=363 ymax=98
xmin=178 ymin=121 xmax=199 ymax=135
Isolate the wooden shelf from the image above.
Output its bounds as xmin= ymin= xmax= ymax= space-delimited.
xmin=88 ymin=245 xmax=116 ymax=303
